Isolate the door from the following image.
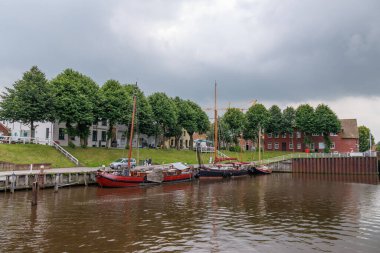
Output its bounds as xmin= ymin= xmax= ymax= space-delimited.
xmin=282 ymin=142 xmax=287 ymax=151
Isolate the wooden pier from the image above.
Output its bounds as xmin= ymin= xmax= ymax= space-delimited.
xmin=0 ymin=167 xmax=99 ymax=192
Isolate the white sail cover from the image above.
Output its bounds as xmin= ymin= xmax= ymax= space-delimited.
xmin=170 ymin=162 xmax=189 ymax=170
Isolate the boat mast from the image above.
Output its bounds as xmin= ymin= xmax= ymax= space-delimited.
xmin=128 ymin=95 xmax=137 ymax=169
xmin=214 ymin=81 xmax=218 ymax=163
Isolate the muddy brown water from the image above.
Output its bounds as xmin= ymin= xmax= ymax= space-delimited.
xmin=1 ymin=174 xmax=380 ymax=252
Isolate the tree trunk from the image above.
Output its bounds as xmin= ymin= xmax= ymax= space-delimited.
xmin=188 ymin=132 xmax=194 ymax=150
xmin=30 ymin=121 xmax=35 ymax=139
xmin=175 ymin=136 xmax=181 ymax=150
xmin=107 ymin=122 xmax=113 ymax=148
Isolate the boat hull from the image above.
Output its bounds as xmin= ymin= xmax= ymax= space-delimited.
xmin=196 ymin=168 xmax=250 ymax=179
xmin=96 ymin=172 xmax=148 ymax=188
xmin=251 ymin=167 xmax=272 ymax=175
xmin=163 ymin=173 xmax=193 ymax=182
xmin=96 ymin=171 xmax=194 ymax=187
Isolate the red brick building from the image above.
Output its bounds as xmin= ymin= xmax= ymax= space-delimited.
xmin=264 ymin=119 xmax=359 ymax=153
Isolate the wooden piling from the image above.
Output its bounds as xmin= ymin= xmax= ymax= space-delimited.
xmin=31 ymin=181 xmax=38 ymax=206
xmin=54 ymin=174 xmax=59 ymax=193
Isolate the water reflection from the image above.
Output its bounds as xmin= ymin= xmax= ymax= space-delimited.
xmin=0 ymin=174 xmax=379 ymax=252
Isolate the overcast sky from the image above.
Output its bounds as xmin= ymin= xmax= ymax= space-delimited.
xmin=1 ymin=0 xmax=379 ymax=139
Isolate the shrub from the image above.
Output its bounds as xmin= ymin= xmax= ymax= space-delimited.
xmin=229 ymin=146 xmax=242 ymax=152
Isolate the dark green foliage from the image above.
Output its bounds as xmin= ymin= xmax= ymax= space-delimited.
xmin=295 ymin=104 xmax=315 ymax=145
xmin=51 ymin=69 xmax=99 ymax=147
xmin=0 ymin=66 xmax=54 ymax=138
xmin=221 ymin=108 xmax=246 ymax=145
xmin=266 ymin=105 xmax=283 ymax=135
xmin=99 ymin=80 xmax=132 ymax=147
xmin=314 ymin=104 xmax=341 ymax=152
xmin=229 ymin=145 xmax=242 ymax=152
xmin=244 ymin=103 xmax=269 ymax=140
xmin=358 ymin=126 xmax=375 ymax=152
xmin=124 ymin=84 xmax=154 ymax=136
xmin=282 ymin=106 xmax=296 ymax=133
xmin=148 ymin=92 xmax=177 ymax=146
xmin=182 ymin=100 xmax=210 ymax=150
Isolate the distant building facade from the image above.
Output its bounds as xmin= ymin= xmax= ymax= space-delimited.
xmin=263 ymin=119 xmax=359 ymax=153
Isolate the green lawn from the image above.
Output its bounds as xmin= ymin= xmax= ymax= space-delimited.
xmin=0 ymin=144 xmax=75 ymax=168
xmin=67 ymin=147 xmax=296 ymax=167
xmin=0 ymin=144 xmax=298 ymax=169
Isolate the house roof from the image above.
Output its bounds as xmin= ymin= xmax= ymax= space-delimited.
xmin=340 ymin=119 xmax=359 ymax=139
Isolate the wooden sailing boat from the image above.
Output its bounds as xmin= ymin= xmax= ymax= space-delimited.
xmin=96 ymin=96 xmax=195 ymax=187
xmin=195 ymin=82 xmax=254 ymax=179
xmin=96 ymin=96 xmax=153 ymax=187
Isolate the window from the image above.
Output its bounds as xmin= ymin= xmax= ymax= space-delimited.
xmin=171 ymin=139 xmax=174 ymax=146
xmin=297 ymin=143 xmax=301 ymax=150
xmin=183 ymin=131 xmax=186 ymax=137
xmin=289 ymin=141 xmax=293 ymax=149
xmin=274 ymin=142 xmax=279 ymax=150
xmin=92 ymin=131 xmax=98 ymax=141
xmin=330 ymin=133 xmax=338 ymax=136
xmin=71 ymin=136 xmax=75 ymax=141
xmin=268 ymin=133 xmax=273 ymax=138
xmin=267 ymin=142 xmax=272 ymax=149
xmin=281 ymin=133 xmax=287 ymax=138
xmin=101 ymin=131 xmax=107 ymax=141
xmin=312 ymin=133 xmax=319 ymax=136
xmin=330 ymin=142 xmax=335 ymax=149
xmin=59 ymin=128 xmax=65 ymax=140
xmin=46 ymin=128 xmax=49 ymax=139
xmin=319 ymin=142 xmax=325 ymax=149
xmin=274 ymin=133 xmax=279 ymax=138
xmin=101 ymin=119 xmax=107 ymax=126
xmin=310 ymin=143 xmax=315 ymax=150
xmin=289 ymin=132 xmax=293 ymax=138
xmin=296 ymin=131 xmax=301 ymax=138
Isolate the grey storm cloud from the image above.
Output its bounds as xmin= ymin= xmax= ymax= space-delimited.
xmin=1 ymin=0 xmax=380 ymax=105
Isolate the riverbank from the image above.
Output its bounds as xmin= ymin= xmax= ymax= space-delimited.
xmin=0 ymin=144 xmax=294 ymax=169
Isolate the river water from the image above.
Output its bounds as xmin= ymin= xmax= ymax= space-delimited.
xmin=1 ymin=174 xmax=380 ymax=253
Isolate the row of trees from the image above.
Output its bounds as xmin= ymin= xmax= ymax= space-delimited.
xmin=218 ymin=103 xmax=341 ymax=152
xmin=0 ymin=66 xmax=209 ymax=149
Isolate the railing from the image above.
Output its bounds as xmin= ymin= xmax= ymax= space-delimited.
xmin=0 ymin=136 xmax=52 ymax=145
xmin=52 ymin=141 xmax=79 ymax=166
xmin=256 ymin=151 xmax=378 ymax=166
xmin=194 ymin=146 xmax=215 ymax=153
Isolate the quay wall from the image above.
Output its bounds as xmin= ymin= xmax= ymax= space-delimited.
xmin=290 ymin=157 xmax=378 ymax=175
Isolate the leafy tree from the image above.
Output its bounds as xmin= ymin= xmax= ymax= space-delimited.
xmin=314 ymin=104 xmax=341 ymax=152
xmin=148 ymin=92 xmax=177 ymax=147
xmin=124 ymin=84 xmax=154 ymax=137
xmin=295 ymin=104 xmax=315 ymax=145
xmin=0 ymin=66 xmax=54 ymax=138
xmin=266 ymin=105 xmax=283 ymax=135
xmin=358 ymin=125 xmax=375 ymax=152
xmin=221 ymin=108 xmax=246 ymax=145
xmin=51 ymin=69 xmax=99 ymax=147
xmin=184 ymin=100 xmax=210 ymax=150
xmin=244 ymin=103 xmax=269 ymax=140
xmin=169 ymin=97 xmax=198 ymax=149
xmin=282 ymin=106 xmax=296 ymax=133
xmin=99 ymin=80 xmax=132 ymax=148
xmin=376 ymin=141 xmax=380 ymax=152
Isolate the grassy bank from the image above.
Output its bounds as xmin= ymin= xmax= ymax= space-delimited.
xmin=1 ymin=144 xmax=297 ymax=169
xmin=0 ymin=144 xmax=75 ymax=168
xmin=66 ymin=147 xmax=295 ymax=167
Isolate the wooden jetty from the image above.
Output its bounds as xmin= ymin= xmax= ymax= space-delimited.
xmin=0 ymin=167 xmax=99 ymax=192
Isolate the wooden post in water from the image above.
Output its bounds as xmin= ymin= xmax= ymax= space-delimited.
xmin=84 ymin=173 xmax=88 ymax=186
xmin=10 ymin=173 xmax=15 ymax=193
xmin=31 ymin=181 xmax=38 ymax=206
xmin=54 ymin=174 xmax=59 ymax=193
